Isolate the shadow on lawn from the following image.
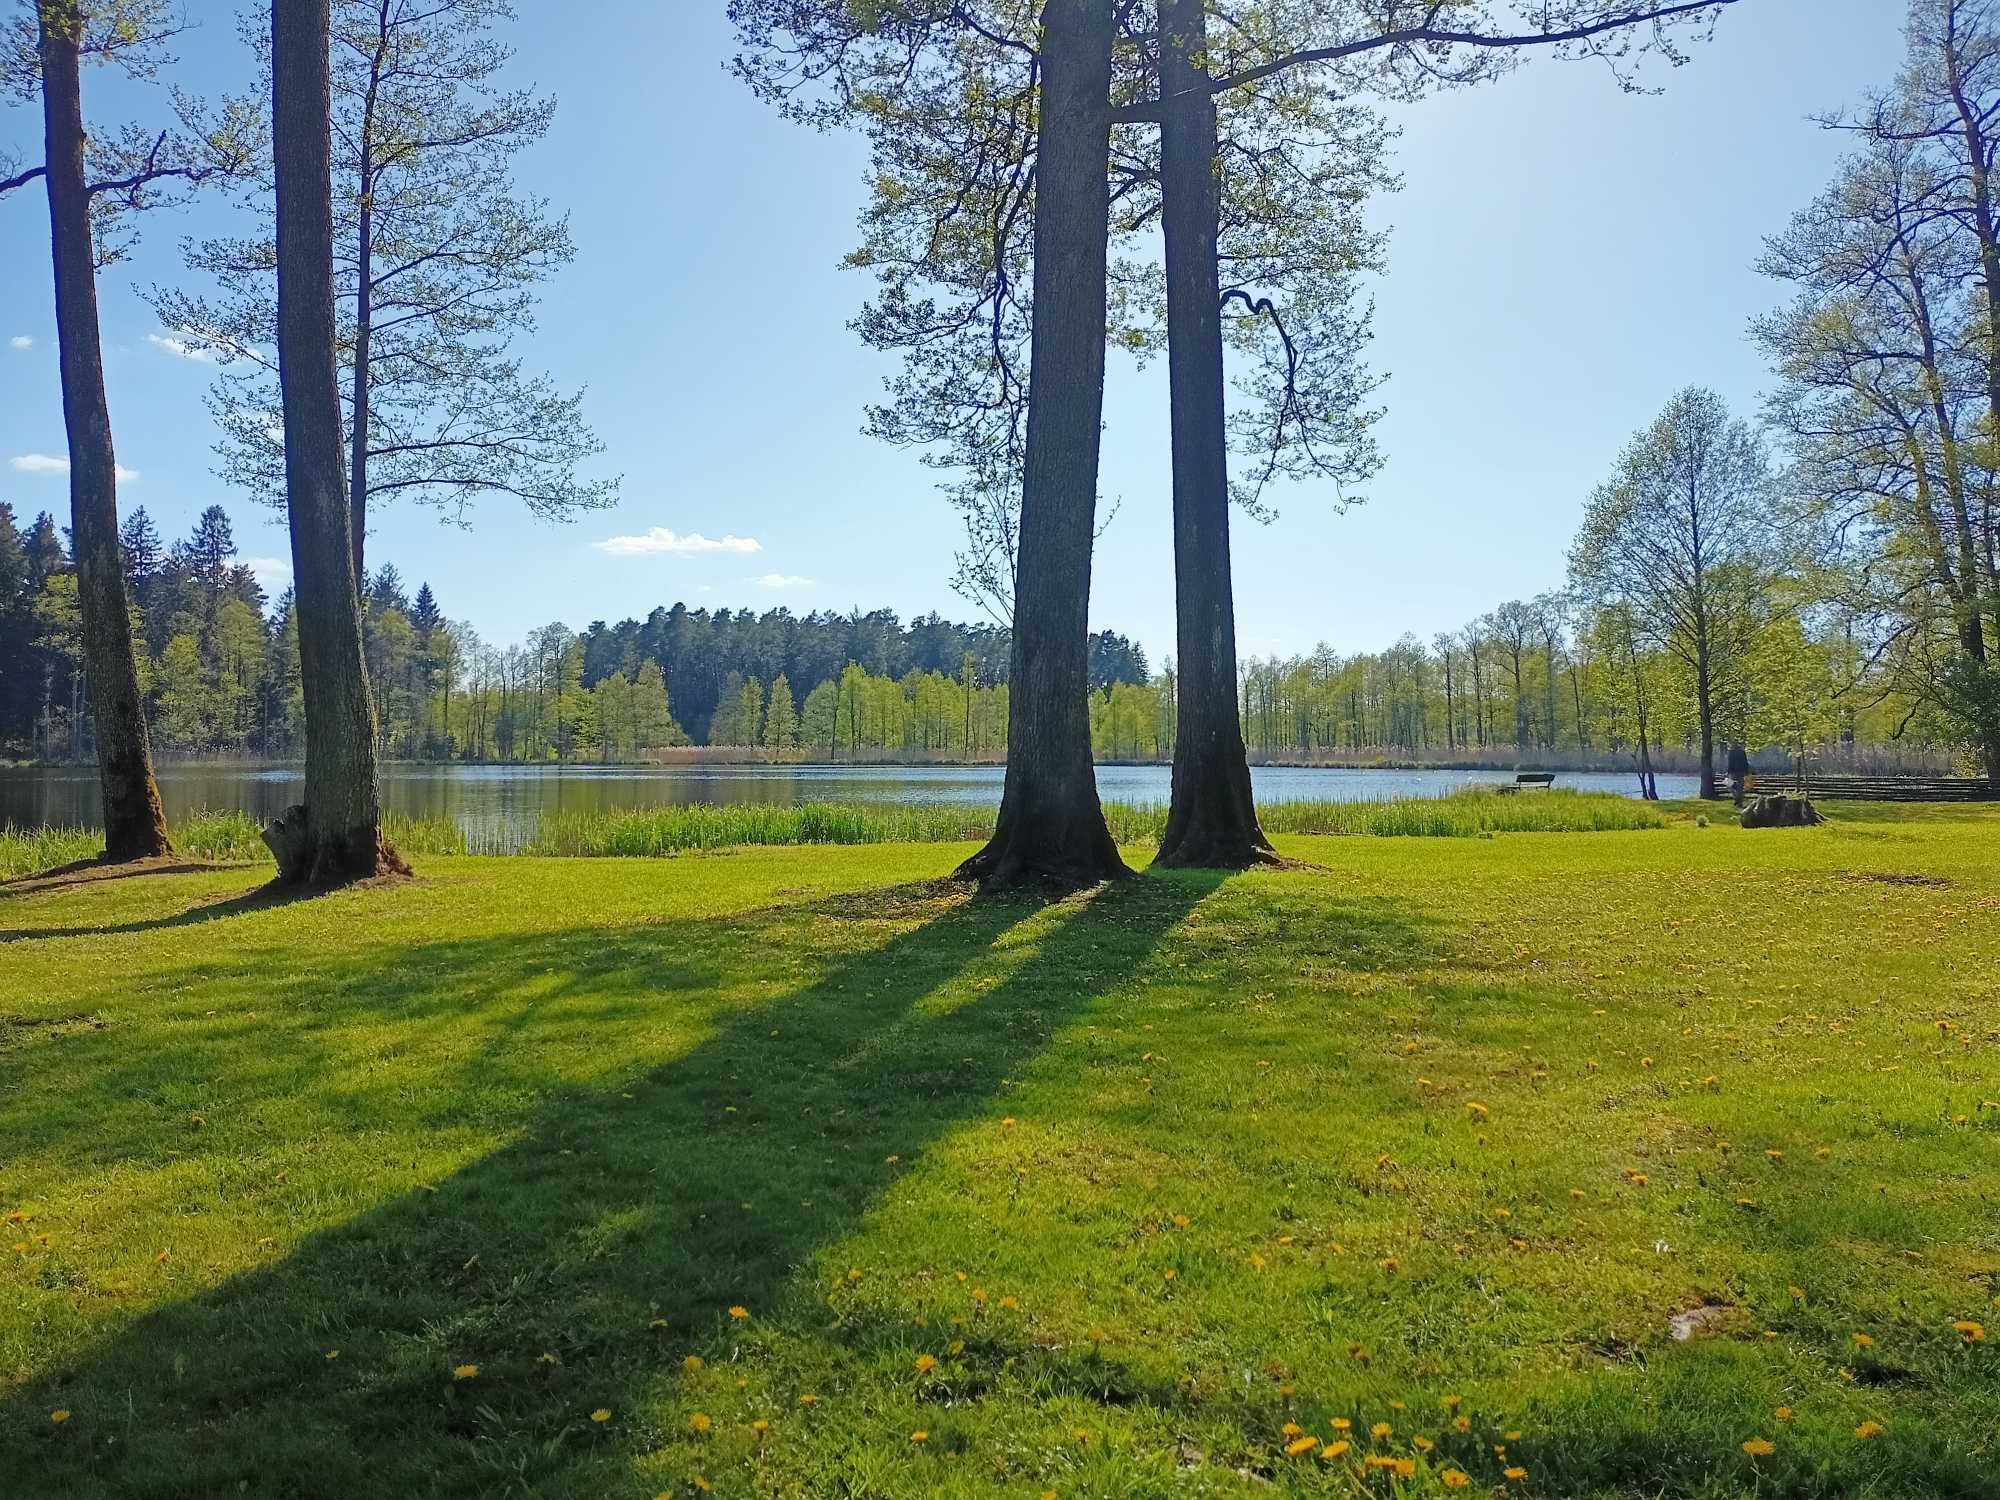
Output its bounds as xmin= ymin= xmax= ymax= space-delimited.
xmin=3 ymin=868 xmax=1230 ymax=1497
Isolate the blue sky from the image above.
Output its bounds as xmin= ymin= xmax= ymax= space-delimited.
xmin=0 ymin=0 xmax=1900 ymax=668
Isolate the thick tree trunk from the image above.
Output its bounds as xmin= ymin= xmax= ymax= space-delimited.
xmin=954 ymin=0 xmax=1126 ymax=892
xmin=1153 ymin=0 xmax=1273 ymax=870
xmin=271 ymin=0 xmax=394 ymax=885
xmin=38 ymin=13 xmax=172 ymax=864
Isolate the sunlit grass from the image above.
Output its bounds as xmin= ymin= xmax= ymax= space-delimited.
xmin=2 ymin=814 xmax=1996 ymax=1496
xmin=0 ymin=811 xmax=467 ymax=879
xmin=3 ymin=792 xmax=1664 ymax=877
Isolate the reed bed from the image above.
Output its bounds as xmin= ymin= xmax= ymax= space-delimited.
xmin=1 ymin=790 xmax=1661 ymax=877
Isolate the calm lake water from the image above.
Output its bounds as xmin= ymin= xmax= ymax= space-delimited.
xmin=0 ymin=762 xmax=1699 ymax=849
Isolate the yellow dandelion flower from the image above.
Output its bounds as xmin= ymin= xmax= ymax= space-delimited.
xmin=1852 ymin=1333 xmax=1874 ymax=1348
xmin=799 ymin=1393 xmax=818 ymax=1405
xmin=1321 ymin=1440 xmax=1351 ymax=1460
xmin=1453 ymin=1416 xmax=1471 ymax=1433
xmin=1442 ymin=1395 xmax=1462 ymax=1409
xmin=1371 ymin=1422 xmax=1393 ymax=1440
xmin=1414 ymin=1435 xmax=1434 ymax=1452
xmin=948 ymin=1339 xmax=965 ymax=1355
xmin=1086 ymin=1326 xmax=1107 ymax=1343
xmin=1641 ymin=1057 xmax=1654 ymax=1068
xmin=1742 ymin=1438 xmax=1774 ymax=1457
xmin=590 ymin=1408 xmax=612 ymax=1424
xmin=50 ymin=1410 xmax=70 ymax=1424
xmin=1074 ymin=1428 xmax=1090 ymax=1444
xmin=1466 ymin=1101 xmax=1489 ymax=1118
xmin=1505 ymin=1431 xmax=1520 ymax=1441
xmin=752 ymin=1419 xmax=769 ymax=1435
xmin=648 ymin=1318 xmax=668 ymax=1330
xmin=915 ymin=1354 xmax=938 ymax=1375
xmin=1504 ymin=1466 xmax=1528 ymax=1481
xmin=1789 ymin=1286 xmax=1805 ymax=1300
xmin=1285 ymin=1436 xmax=1319 ymax=1457
xmin=1953 ymin=1320 xmax=1985 ymax=1342
xmin=683 ymin=1355 xmax=702 ymax=1373
xmin=452 ymin=1363 xmax=478 ymax=1381
xmin=1163 ymin=1268 xmax=1177 ymax=1281
xmin=1442 ymin=1470 xmax=1471 ymax=1489
xmin=728 ymin=1306 xmax=749 ymax=1320
xmin=1394 ymin=1458 xmax=1417 ymax=1478
xmin=910 ymin=1430 xmax=929 ymax=1444
xmin=1378 ymin=1257 xmax=1399 ymax=1273
xmin=1775 ymin=1406 xmax=1794 ymax=1422
xmin=1493 ymin=1207 xmax=1511 ymax=1220
xmin=1854 ymin=1420 xmax=1884 ymax=1440
xmin=539 ymin=1352 xmax=557 ymax=1364
xmin=999 ymin=1295 xmax=1019 ymax=1310
xmin=689 ymin=1412 xmax=712 ymax=1433
xmin=1283 ymin=1421 xmax=1302 ymax=1438
xmin=1249 ymin=1253 xmax=1267 ymax=1269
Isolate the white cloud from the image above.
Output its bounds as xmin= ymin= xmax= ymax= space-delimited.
xmin=146 ymin=332 xmax=214 ymax=363
xmin=10 ymin=452 xmax=139 ymax=482
xmin=593 ymin=526 xmax=762 ymax=557
xmin=244 ymin=555 xmax=293 ymax=592
xmin=755 ymin=573 xmax=814 ymax=590
xmin=8 ymin=335 xmax=30 ymax=350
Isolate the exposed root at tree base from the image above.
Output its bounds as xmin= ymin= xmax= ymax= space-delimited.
xmin=1152 ymin=832 xmax=1284 ymax=872
xmin=953 ymin=839 xmax=1130 ymax=896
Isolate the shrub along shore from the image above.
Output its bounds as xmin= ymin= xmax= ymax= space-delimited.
xmin=0 ymin=791 xmax=1669 ymax=878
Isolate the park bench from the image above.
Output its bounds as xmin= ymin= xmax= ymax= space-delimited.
xmin=1498 ymin=773 xmax=1556 ymax=794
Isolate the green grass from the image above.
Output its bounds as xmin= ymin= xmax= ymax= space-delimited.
xmin=2 ymin=811 xmax=1997 ymax=1497
xmin=0 ymin=812 xmax=469 ymax=879
xmin=2 ymin=792 xmax=1664 ymax=873
xmin=528 ymin=791 xmax=1666 ymax=856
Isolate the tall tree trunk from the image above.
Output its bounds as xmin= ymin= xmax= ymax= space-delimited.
xmin=38 ymin=10 xmax=172 ymax=863
xmin=955 ymin=0 xmax=1126 ymax=892
xmin=270 ymin=0 xmax=394 ymax=885
xmin=1153 ymin=0 xmax=1272 ymax=870
xmin=1694 ymin=649 xmax=1718 ymax=800
xmin=348 ymin=185 xmax=372 ymax=584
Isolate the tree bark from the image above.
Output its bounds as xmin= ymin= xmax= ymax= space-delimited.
xmin=38 ymin=9 xmax=172 ymax=864
xmin=954 ymin=0 xmax=1126 ymax=892
xmin=271 ymin=0 xmax=394 ymax=885
xmin=1694 ymin=648 xmax=1718 ymax=800
xmin=1152 ymin=0 xmax=1273 ymax=870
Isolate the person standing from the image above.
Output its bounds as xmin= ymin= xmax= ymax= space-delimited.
xmin=1726 ymin=742 xmax=1751 ymax=807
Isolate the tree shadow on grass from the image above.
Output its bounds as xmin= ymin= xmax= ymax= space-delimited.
xmin=3 ymin=869 xmax=1227 ymax=1497
xmin=0 ymin=878 xmax=312 ymax=943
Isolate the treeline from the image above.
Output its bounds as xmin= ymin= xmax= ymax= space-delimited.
xmin=0 ymin=498 xmax=1160 ymax=764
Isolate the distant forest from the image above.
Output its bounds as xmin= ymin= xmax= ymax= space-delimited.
xmin=0 ymin=501 xmax=1154 ymax=762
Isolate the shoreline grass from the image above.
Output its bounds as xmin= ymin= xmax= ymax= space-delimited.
xmin=3 ymin=791 xmax=1667 ymax=876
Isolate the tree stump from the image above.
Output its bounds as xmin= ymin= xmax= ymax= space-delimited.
xmin=262 ymin=803 xmax=313 ymax=882
xmin=1740 ymin=794 xmax=1823 ymax=829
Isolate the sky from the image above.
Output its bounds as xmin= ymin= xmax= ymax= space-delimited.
xmin=0 ymin=0 xmax=1904 ymax=670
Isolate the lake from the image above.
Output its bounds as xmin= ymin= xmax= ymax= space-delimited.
xmin=0 ymin=762 xmax=1698 ymax=850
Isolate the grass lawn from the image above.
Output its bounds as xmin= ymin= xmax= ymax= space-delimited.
xmin=2 ymin=808 xmax=1997 ymax=1497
